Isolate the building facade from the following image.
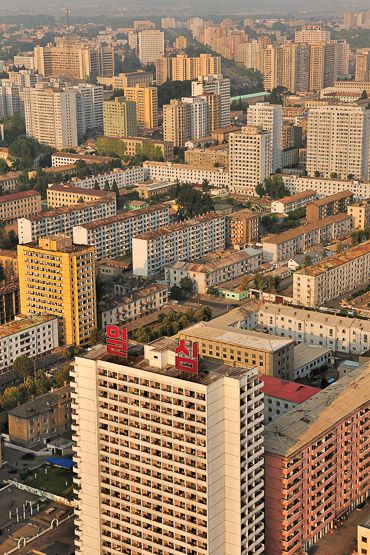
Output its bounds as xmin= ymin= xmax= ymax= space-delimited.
xmin=0 ymin=190 xmax=41 ymax=225
xmin=306 ymin=190 xmax=354 ymax=223
xmin=103 ymin=97 xmax=138 ymax=137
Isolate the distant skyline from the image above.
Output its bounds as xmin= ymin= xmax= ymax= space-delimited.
xmin=0 ymin=0 xmax=369 ymax=18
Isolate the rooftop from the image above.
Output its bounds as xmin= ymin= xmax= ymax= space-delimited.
xmin=135 ymin=212 xmax=224 ymax=241
xmin=8 ymin=384 xmax=71 ymax=419
xmin=260 ymin=375 xmax=320 ymax=403
xmin=264 ymin=361 xmax=370 ymax=457
xmin=47 ymin=183 xmax=115 ymax=198
xmin=100 ymin=283 xmax=168 ymax=311
xmin=81 ymin=344 xmax=256 ymax=386
xmin=263 ymin=213 xmax=352 ymax=245
xmin=296 ymin=240 xmax=370 ymax=276
xmin=293 ymin=343 xmax=333 ymax=369
xmin=0 ymin=315 xmax=57 ymax=340
xmin=166 ymin=249 xmax=254 ymax=273
xmin=308 ymin=189 xmax=353 ymax=206
xmin=0 ymin=249 xmax=17 ymax=259
xmin=25 ymin=198 xmax=115 ymax=222
xmin=181 ymin=321 xmax=294 ymax=352
xmin=274 ymin=189 xmax=316 ymax=205
xmin=0 ymin=171 xmax=21 ymax=181
xmin=78 ymin=203 xmax=168 ymax=230
xmin=0 ymin=189 xmax=40 ymax=203
xmin=143 ymin=161 xmax=229 ymax=173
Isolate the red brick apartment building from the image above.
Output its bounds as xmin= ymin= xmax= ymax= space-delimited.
xmin=264 ymin=362 xmax=370 ymax=555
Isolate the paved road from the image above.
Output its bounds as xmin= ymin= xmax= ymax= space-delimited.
xmin=0 ymin=446 xmax=43 ymax=484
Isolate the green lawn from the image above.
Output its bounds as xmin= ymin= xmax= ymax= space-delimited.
xmin=27 ymin=464 xmax=73 ymax=499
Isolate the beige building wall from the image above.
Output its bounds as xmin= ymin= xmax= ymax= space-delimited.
xmin=124 ymin=85 xmax=158 ymax=129
xmin=103 ymin=97 xmax=137 ymax=137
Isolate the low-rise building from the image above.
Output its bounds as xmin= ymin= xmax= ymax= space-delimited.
xmin=99 ymin=284 xmax=168 ymax=328
xmin=165 ymin=249 xmax=262 ymax=294
xmin=293 ymin=343 xmax=333 ymax=379
xmin=18 ymin=198 xmax=116 ymax=244
xmin=143 ymin=160 xmax=230 ymax=188
xmin=261 ymin=375 xmax=320 ymax=424
xmin=293 ymin=240 xmax=370 ymax=306
xmin=8 ymin=384 xmax=71 ymax=448
xmin=137 ymin=180 xmax=176 ymax=200
xmin=132 ymin=212 xmax=226 ymax=277
xmin=262 ymin=213 xmax=353 ymax=262
xmin=0 ymin=315 xmax=58 ymax=375
xmin=64 ymin=166 xmax=147 ymax=190
xmin=73 ymin=204 xmax=171 ymax=261
xmin=227 ymin=209 xmax=261 ymax=245
xmin=51 ymin=152 xmax=113 ymax=167
xmin=270 ymin=190 xmax=317 ymax=214
xmin=264 ymin=363 xmax=370 ymax=555
xmin=46 ymin=183 xmax=116 ymax=209
xmin=347 ymin=200 xmax=370 ymax=229
xmin=357 ymin=517 xmax=370 ymax=555
xmin=282 ymin=174 xmax=370 ymax=200
xmin=306 ymin=190 xmax=354 ymax=223
xmin=0 ymin=172 xmax=21 ymax=193
xmin=184 ymin=145 xmax=229 ymax=168
xmin=111 ymin=137 xmax=174 ymax=161
xmin=0 ymin=249 xmax=18 ymax=278
xmin=0 ymin=190 xmax=41 ymax=224
xmin=180 ymin=321 xmax=295 ymax=379
xmin=256 ymin=301 xmax=370 ymax=355
xmin=0 ymin=281 xmax=20 ymax=324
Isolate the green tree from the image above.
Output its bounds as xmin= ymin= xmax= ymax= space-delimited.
xmin=207 ymin=286 xmax=220 ymax=296
xmin=54 ymin=365 xmax=70 ymax=386
xmin=267 ymin=86 xmax=289 ymax=104
xmin=0 ymin=159 xmax=9 ymax=173
xmin=261 ymin=175 xmax=290 ymax=199
xmin=93 ymin=180 xmax=100 ymax=190
xmin=89 ymin=327 xmax=106 ymax=346
xmin=111 ymin=179 xmax=119 ymax=198
xmin=314 ymin=171 xmax=321 ymax=178
xmin=304 ymin=254 xmax=312 ymax=266
xmin=0 ymin=386 xmax=21 ymax=411
xmin=255 ymin=183 xmax=265 ymax=198
xmin=170 ymin=285 xmax=184 ymax=300
xmin=179 ymin=276 xmax=194 ymax=294
xmin=175 ymin=183 xmax=214 ymax=219
xmin=104 ymin=180 xmax=110 ymax=191
xmin=13 ymin=354 xmax=33 ymax=379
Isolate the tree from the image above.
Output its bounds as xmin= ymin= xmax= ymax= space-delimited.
xmin=207 ymin=286 xmax=220 ymax=296
xmin=336 ymin=241 xmax=344 ymax=253
xmin=347 ymin=174 xmax=354 ymax=180
xmin=257 ymin=175 xmax=290 ymax=199
xmin=360 ymin=89 xmax=368 ymax=100
xmin=104 ymin=180 xmax=111 ymax=191
xmin=13 ymin=354 xmax=33 ymax=379
xmin=267 ymin=86 xmax=289 ymax=105
xmin=111 ymin=179 xmax=119 ymax=198
xmin=314 ymin=171 xmax=321 ymax=178
xmin=255 ymin=183 xmax=265 ymax=198
xmin=253 ymin=273 xmax=267 ymax=290
xmin=175 ymin=183 xmax=214 ymax=219
xmin=202 ymin=179 xmax=210 ymax=191
xmin=54 ymin=366 xmax=70 ymax=386
xmin=0 ymin=159 xmax=9 ymax=173
xmin=170 ymin=285 xmax=184 ymax=300
xmin=0 ymin=386 xmax=21 ymax=411
xmin=330 ymin=172 xmax=338 ymax=178
xmin=93 ymin=180 xmax=100 ymax=190
xmin=179 ymin=276 xmax=194 ymax=294
xmin=64 ymin=345 xmax=77 ymax=361
xmin=89 ymin=327 xmax=105 ymax=346
xmin=274 ymin=276 xmax=281 ymax=292
xmin=304 ymin=254 xmax=312 ymax=267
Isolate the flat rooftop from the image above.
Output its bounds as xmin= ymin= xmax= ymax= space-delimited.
xmin=293 ymin=343 xmax=332 ymax=369
xmin=135 ymin=212 xmax=224 ymax=241
xmin=78 ymin=203 xmax=168 ymax=230
xmin=180 ymin=322 xmax=294 ymax=352
xmin=0 ymin=315 xmax=56 ymax=340
xmin=47 ymin=183 xmax=115 ymax=198
xmin=296 ymin=240 xmax=370 ymax=276
xmin=166 ymin=249 xmax=252 ymax=273
xmin=275 ymin=189 xmax=316 ymax=205
xmin=0 ymin=189 xmax=40 ymax=203
xmin=8 ymin=384 xmax=70 ymax=419
xmin=263 ymin=213 xmax=351 ymax=245
xmin=264 ymin=361 xmax=370 ymax=457
xmin=24 ymin=198 xmax=114 ymax=222
xmin=81 ymin=344 xmax=256 ymax=386
xmin=308 ymin=189 xmax=353 ymax=206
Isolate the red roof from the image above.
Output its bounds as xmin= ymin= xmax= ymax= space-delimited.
xmin=260 ymin=375 xmax=320 ymax=404
xmin=0 ymin=190 xmax=40 ymax=203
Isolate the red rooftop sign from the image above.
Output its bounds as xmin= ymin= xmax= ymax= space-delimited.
xmin=106 ymin=325 xmax=128 ymax=357
xmin=175 ymin=339 xmax=199 ymax=374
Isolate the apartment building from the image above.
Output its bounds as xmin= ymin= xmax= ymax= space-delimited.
xmin=308 ymin=42 xmax=336 ymax=91
xmin=132 ymin=213 xmax=226 ymax=276
xmin=163 ymin=99 xmax=192 ymax=147
xmin=0 ymin=250 xmax=18 ymax=278
xmin=192 ymin=75 xmax=230 ymax=127
xmin=0 ymin=315 xmax=58 ymax=375
xmin=227 ymin=209 xmax=261 ymax=245
xmin=73 ymin=83 xmax=104 ymax=140
xmin=137 ymin=181 xmax=176 ymax=199
xmin=255 ymin=301 xmax=370 ymax=355
xmin=347 ymin=200 xmax=370 ymax=229
xmin=124 ymin=85 xmax=158 ymax=130
xmin=264 ymin=363 xmax=370 ymax=555
xmin=138 ymin=30 xmax=165 ymax=64
xmin=165 ymin=248 xmax=262 ymax=294
xmin=0 ymin=82 xmax=24 ymax=120
xmin=0 ymin=282 xmax=20 ymax=325
xmin=293 ymin=240 xmax=370 ymax=307
xmin=306 ymin=190 xmax=354 ymax=223
xmin=143 ymin=161 xmax=230 ymax=188
xmin=99 ymin=284 xmax=168 ymax=327
xmin=180 ymin=321 xmax=295 ymax=379
xmin=18 ymin=235 xmax=96 ymax=346
xmin=112 ymin=137 xmax=174 ymax=160
xmin=51 ymin=152 xmax=113 ymax=167
xmin=355 ymin=48 xmax=370 ymax=81
xmin=357 ymin=519 xmax=370 ymax=555
xmin=0 ymin=190 xmax=41 ymax=225
xmin=307 ymin=105 xmax=370 ymax=180
xmin=261 ymin=375 xmax=320 ymax=424
xmin=24 ymin=86 xmax=78 ymax=149
xmin=60 ymin=166 xmax=146 ymax=190
xmin=229 ymin=126 xmax=272 ymax=196
xmin=103 ymin=97 xmax=137 ymax=137
xmin=247 ymin=103 xmax=282 ymax=172
xmin=155 ymin=53 xmax=221 ymax=84
xmin=71 ymin=343 xmax=264 ymax=555
xmin=8 ymin=384 xmax=71 ymax=449
xmin=47 ymin=184 xmax=116 ymax=209
xmin=271 ymin=190 xmax=317 ymax=215
xmin=184 ymin=145 xmax=229 ymax=168
xmin=262 ymin=213 xmax=353 ymax=262
xmin=97 ymin=70 xmax=153 ymax=90
xmin=73 ymin=204 xmax=170 ymax=261
xmin=295 ymin=25 xmax=331 ymax=44
xmin=34 ymin=38 xmax=114 ymax=79
xmin=18 ymin=198 xmax=116 ymax=244
xmin=282 ymin=174 xmax=370 ymax=200
xmin=182 ymin=97 xmax=210 ymax=139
